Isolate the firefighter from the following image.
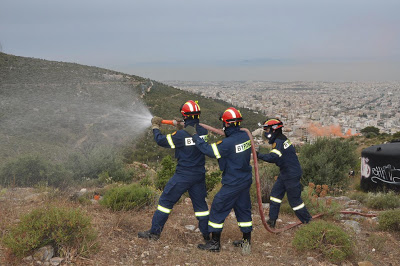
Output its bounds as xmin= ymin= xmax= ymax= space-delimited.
xmin=190 ymin=107 xmax=253 ymax=253
xmin=257 ymin=118 xmax=312 ymax=228
xmin=138 ymin=100 xmax=210 ymax=241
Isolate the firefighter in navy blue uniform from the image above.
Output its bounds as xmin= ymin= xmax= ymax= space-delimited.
xmin=257 ymin=119 xmax=312 ymax=228
xmin=138 ymin=100 xmax=210 ymax=241
xmin=191 ymin=107 xmax=253 ymax=253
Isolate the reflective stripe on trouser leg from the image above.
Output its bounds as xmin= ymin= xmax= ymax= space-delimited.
xmin=286 ymin=184 xmax=312 ymax=223
xmin=151 ymin=207 xmax=171 ymax=235
xmin=237 ymin=221 xmax=253 ymax=234
xmin=269 ymin=178 xmax=286 ymax=221
xmin=208 ymin=221 xmax=224 ymax=229
xmin=196 ymin=210 xmax=210 ymax=235
xmin=189 ymin=180 xmax=209 ymax=234
xmin=238 ymin=221 xmax=252 ymax=227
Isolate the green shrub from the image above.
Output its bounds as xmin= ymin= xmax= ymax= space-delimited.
xmin=299 ymin=137 xmax=358 ymax=189
xmin=205 ymin=170 xmax=222 ymax=192
xmin=293 ymin=220 xmax=353 ymax=263
xmin=348 ymin=191 xmax=368 ymax=204
xmin=1 ymin=206 xmax=97 ymax=258
xmin=257 ymin=163 xmax=280 ymax=203
xmin=100 ymin=183 xmax=156 ymax=211
xmin=365 ymin=191 xmax=400 ymax=210
xmin=155 ymin=155 xmax=176 ymax=190
xmin=66 ymin=145 xmax=126 ymax=181
xmin=0 ymin=154 xmax=72 ymax=187
xmin=378 ymin=209 xmax=400 ymax=231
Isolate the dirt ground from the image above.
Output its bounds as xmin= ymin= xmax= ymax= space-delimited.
xmin=1 ymin=188 xmax=399 ymax=266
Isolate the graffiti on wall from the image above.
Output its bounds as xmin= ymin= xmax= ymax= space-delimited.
xmin=361 ymin=157 xmax=400 ymax=185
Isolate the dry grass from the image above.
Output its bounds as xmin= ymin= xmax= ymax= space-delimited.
xmin=1 ymin=188 xmax=400 ymax=265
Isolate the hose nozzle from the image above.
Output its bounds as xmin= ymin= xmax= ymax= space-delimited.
xmin=161 ymin=120 xmax=178 ymax=126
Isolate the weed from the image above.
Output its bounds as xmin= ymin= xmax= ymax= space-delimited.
xmin=100 ymin=183 xmax=157 ymax=211
xmin=378 ymin=209 xmax=400 ymax=231
xmin=365 ymin=191 xmax=400 ymax=210
xmin=1 ymin=206 xmax=98 ymax=258
xmin=293 ymin=220 xmax=353 ymax=263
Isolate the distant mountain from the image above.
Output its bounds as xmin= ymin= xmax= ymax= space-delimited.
xmin=0 ymin=52 xmax=265 ymax=166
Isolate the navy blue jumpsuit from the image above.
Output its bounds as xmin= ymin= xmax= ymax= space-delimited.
xmin=258 ymin=134 xmax=312 ymax=223
xmin=192 ymin=125 xmax=253 ymax=234
xmin=150 ymin=119 xmax=209 ymax=235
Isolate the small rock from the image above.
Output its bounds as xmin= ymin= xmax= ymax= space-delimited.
xmin=33 ymin=245 xmax=54 ymax=262
xmin=50 ymin=257 xmax=64 ymax=266
xmin=23 ymin=255 xmax=33 ymax=262
xmin=141 ymin=251 xmax=149 ymax=258
xmin=263 ymin=242 xmax=272 ymax=247
xmin=266 ymin=255 xmax=274 ymax=259
xmin=307 ymin=257 xmax=318 ymax=265
xmin=185 ymin=225 xmax=196 ymax=231
xmin=277 ymin=219 xmax=283 ymax=223
xmin=343 ymin=220 xmax=361 ymax=234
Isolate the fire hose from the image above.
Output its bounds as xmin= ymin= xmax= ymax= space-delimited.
xmin=160 ymin=120 xmax=377 ymax=233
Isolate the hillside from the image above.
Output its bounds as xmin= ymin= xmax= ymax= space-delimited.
xmin=0 ymin=52 xmax=266 ymax=168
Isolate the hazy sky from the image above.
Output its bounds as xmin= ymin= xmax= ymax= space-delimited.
xmin=1 ymin=0 xmax=399 ymax=82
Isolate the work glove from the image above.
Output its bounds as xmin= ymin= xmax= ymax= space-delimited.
xmin=151 ymin=116 xmax=163 ymax=130
xmin=174 ymin=117 xmax=184 ymax=130
xmin=184 ymin=125 xmax=197 ymax=136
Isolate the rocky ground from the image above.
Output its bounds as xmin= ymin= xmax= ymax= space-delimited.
xmin=1 ymin=187 xmax=399 ymax=266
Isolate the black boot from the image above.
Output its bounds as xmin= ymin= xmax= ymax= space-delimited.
xmin=138 ymin=230 xmax=160 ymax=240
xmin=233 ymin=232 xmax=251 ymax=246
xmin=267 ymin=219 xmax=276 ymax=228
xmin=233 ymin=232 xmax=251 ymax=255
xmin=198 ymin=232 xmax=221 ymax=252
xmin=203 ymin=233 xmax=210 ymax=241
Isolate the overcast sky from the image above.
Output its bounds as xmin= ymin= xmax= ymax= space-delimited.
xmin=1 ymin=0 xmax=399 ymax=82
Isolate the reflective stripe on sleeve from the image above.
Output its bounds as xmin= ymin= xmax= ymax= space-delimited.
xmin=238 ymin=221 xmax=253 ymax=227
xmin=208 ymin=221 xmax=224 ymax=228
xmin=157 ymin=205 xmax=172 ymax=214
xmin=293 ymin=203 xmax=305 ymax=211
xmin=211 ymin=143 xmax=221 ymax=159
xmin=271 ymin=149 xmax=282 ymax=157
xmin=195 ymin=211 xmax=210 ymax=217
xmin=270 ymin=196 xmax=282 ymax=203
xmin=166 ymin=134 xmax=175 ymax=149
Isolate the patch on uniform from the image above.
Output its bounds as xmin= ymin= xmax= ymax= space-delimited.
xmin=216 ymin=140 xmax=223 ymax=145
xmin=272 ymin=143 xmax=276 ymax=149
xmin=172 ymin=131 xmax=177 ymax=135
xmin=283 ymin=139 xmax=292 ymax=149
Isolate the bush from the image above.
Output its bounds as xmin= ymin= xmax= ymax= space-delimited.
xmin=293 ymin=220 xmax=353 ymax=263
xmin=155 ymin=155 xmax=176 ymax=190
xmin=66 ymin=145 xmax=126 ymax=181
xmin=100 ymin=183 xmax=157 ymax=211
xmin=257 ymin=163 xmax=280 ymax=203
xmin=205 ymin=170 xmax=222 ymax=192
xmin=299 ymin=137 xmax=358 ymax=189
xmin=348 ymin=191 xmax=369 ymax=204
xmin=301 ymin=185 xmax=341 ymax=217
xmin=1 ymin=206 xmax=97 ymax=258
xmin=365 ymin=191 xmax=400 ymax=210
xmin=378 ymin=209 xmax=400 ymax=231
xmin=0 ymin=154 xmax=72 ymax=187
